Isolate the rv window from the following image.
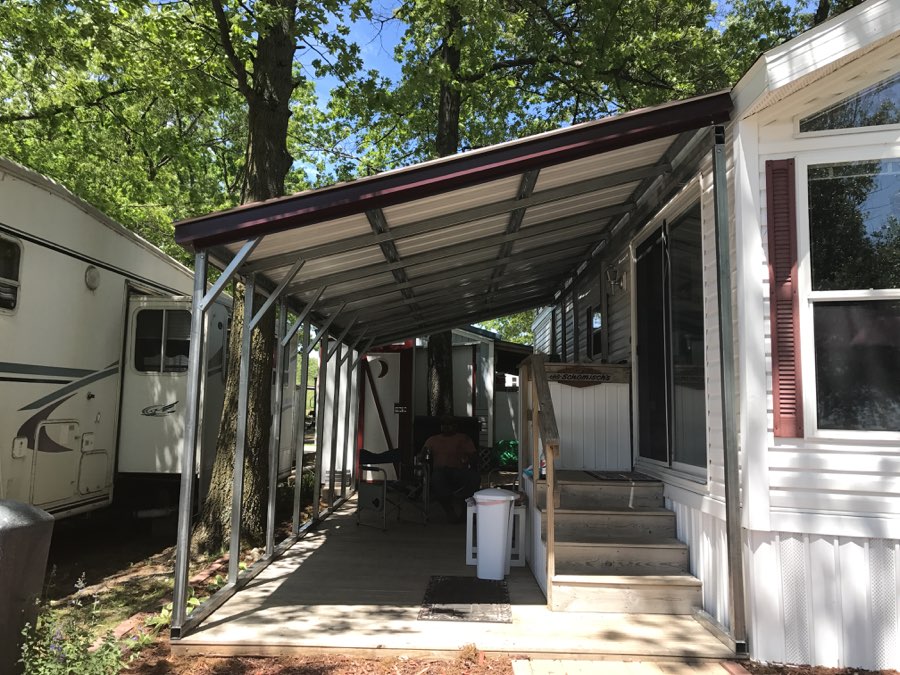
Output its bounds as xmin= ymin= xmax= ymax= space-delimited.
xmin=134 ymin=309 xmax=191 ymax=373
xmin=0 ymin=236 xmax=21 ymax=311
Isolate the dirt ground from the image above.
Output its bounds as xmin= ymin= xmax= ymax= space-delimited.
xmin=124 ymin=642 xmax=514 ymax=674
xmin=45 ymin=508 xmax=896 ymax=675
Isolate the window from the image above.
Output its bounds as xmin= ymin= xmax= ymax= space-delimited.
xmin=0 ymin=235 xmax=21 ymax=311
xmin=800 ymin=73 xmax=900 ymax=132
xmin=807 ymin=159 xmax=900 ymax=431
xmin=134 ymin=309 xmax=191 ymax=373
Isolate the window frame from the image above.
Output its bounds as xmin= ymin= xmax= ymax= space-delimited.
xmin=133 ymin=308 xmax=192 ymax=375
xmin=795 ymin=145 xmax=900 ymax=441
xmin=0 ymin=233 xmax=22 ymax=314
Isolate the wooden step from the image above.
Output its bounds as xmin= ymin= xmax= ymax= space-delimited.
xmin=554 ymin=537 xmax=689 ymax=575
xmin=537 ymin=481 xmax=664 ymax=510
xmin=550 ymin=573 xmax=702 ymax=614
xmin=541 ymin=508 xmax=676 ymax=539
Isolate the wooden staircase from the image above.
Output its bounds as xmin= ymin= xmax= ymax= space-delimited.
xmin=537 ymin=472 xmax=702 ymax=614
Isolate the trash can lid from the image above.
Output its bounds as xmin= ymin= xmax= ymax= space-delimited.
xmin=473 ymin=488 xmax=517 ymax=503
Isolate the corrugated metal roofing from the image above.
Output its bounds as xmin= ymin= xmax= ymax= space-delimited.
xmin=175 ymin=90 xmax=732 ymax=347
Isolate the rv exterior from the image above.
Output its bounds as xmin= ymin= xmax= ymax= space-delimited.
xmin=0 ymin=157 xmax=295 ymax=518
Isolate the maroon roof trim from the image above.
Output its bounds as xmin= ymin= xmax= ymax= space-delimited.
xmin=175 ymin=90 xmax=732 ymax=250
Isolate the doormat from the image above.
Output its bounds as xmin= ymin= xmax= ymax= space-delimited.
xmin=586 ymin=470 xmax=656 ymax=482
xmin=418 ymin=575 xmax=512 ymax=623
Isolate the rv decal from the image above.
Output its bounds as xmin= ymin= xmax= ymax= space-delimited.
xmin=15 ymin=394 xmax=76 ymax=452
xmin=141 ymin=401 xmax=178 ymax=417
xmin=19 ymin=363 xmax=119 ymax=411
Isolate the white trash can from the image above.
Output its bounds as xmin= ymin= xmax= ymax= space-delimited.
xmin=472 ymin=488 xmax=517 ymax=580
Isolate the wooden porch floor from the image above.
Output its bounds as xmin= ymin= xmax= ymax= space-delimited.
xmin=172 ymin=497 xmax=734 ymax=660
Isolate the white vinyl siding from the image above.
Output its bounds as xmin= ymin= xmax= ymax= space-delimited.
xmin=746 ymin=530 xmax=900 ymax=670
xmin=549 ymin=380 xmax=632 ymax=471
xmin=751 ymin=41 xmax=900 ymax=536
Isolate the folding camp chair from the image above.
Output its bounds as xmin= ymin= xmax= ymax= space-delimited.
xmin=356 ymin=447 xmax=429 ymax=530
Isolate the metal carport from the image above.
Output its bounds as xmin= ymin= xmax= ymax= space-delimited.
xmin=168 ymin=88 xmax=739 ymax=642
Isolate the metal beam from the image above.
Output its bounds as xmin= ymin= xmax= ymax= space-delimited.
xmin=313 ymin=238 xmax=594 ymax=309
xmin=372 ymin=296 xmax=548 ymax=346
xmin=326 ymin=315 xmax=358 ymax=360
xmin=249 ymin=256 xmax=305 ymax=330
xmin=490 ymin=169 xmax=541 ymax=291
xmin=355 ymin=286 xmax=551 ymax=326
xmin=327 ymin=340 xmax=343 ymax=508
xmin=713 ymin=126 xmax=748 ymax=652
xmin=605 ymin=129 xmax=710 ymax=255
xmin=265 ymin=298 xmax=287 ymax=557
xmin=312 ymin=336 xmax=328 ymax=521
xmin=238 ymin=163 xmax=666 ymax=273
xmin=200 ymin=238 xmax=261 ymax=311
xmin=339 ymin=260 xmax=575 ymax=316
xmin=340 ymin=348 xmax=355 ymax=499
xmin=284 ymin=204 xmax=624 ymax=295
xmin=172 ymin=250 xmax=208 ymax=636
xmin=339 ymin=332 xmax=365 ymax=365
xmin=282 ymin=286 xmax=325 ymax=346
xmin=307 ymin=303 xmax=346 ymax=354
xmin=291 ymin=320 xmax=311 ymax=535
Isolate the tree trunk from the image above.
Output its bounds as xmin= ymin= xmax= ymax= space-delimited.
xmin=426 ymin=3 xmax=463 ymax=418
xmin=194 ymin=283 xmax=275 ymax=552
xmin=427 ymin=330 xmax=455 ymax=416
xmin=243 ymin=0 xmax=295 ymax=203
xmin=193 ymin=0 xmax=296 ymax=553
xmin=435 ymin=3 xmax=462 ymax=159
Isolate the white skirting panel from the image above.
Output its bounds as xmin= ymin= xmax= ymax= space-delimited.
xmin=523 ymin=475 xmax=547 ymax=594
xmin=747 ymin=531 xmax=900 ymax=670
xmin=668 ymin=498 xmax=731 ymax=630
xmin=549 ymin=382 xmax=631 ymax=471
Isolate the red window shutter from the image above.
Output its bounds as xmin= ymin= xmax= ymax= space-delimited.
xmin=766 ymin=159 xmax=803 ymax=438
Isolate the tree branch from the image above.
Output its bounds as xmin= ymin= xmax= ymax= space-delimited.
xmin=0 ymin=86 xmax=134 ymax=125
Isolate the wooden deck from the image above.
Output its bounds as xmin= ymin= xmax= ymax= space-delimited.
xmin=172 ymin=497 xmax=734 ymax=660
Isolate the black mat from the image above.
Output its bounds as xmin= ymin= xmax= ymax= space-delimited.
xmin=586 ymin=470 xmax=656 ymax=482
xmin=417 ymin=575 xmax=512 ymax=623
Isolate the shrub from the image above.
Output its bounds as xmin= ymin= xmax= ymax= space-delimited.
xmin=20 ymin=580 xmax=124 ymax=675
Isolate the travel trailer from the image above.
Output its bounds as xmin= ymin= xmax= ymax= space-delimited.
xmin=0 ymin=157 xmax=296 ymax=518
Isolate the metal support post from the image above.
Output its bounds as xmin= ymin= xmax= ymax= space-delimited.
xmin=312 ymin=336 xmax=328 ymax=521
xmin=713 ymin=125 xmax=748 ymax=651
xmin=339 ymin=338 xmax=362 ymax=498
xmin=291 ymin=321 xmax=312 ymax=534
xmin=327 ymin=340 xmax=343 ymax=506
xmin=229 ymin=274 xmax=256 ymax=584
xmin=266 ymin=298 xmax=287 ymax=557
xmin=172 ymin=250 xmax=208 ymax=637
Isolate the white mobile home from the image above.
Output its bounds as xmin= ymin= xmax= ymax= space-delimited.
xmin=166 ymin=2 xmax=898 ymax=669
xmin=0 ymin=158 xmax=237 ymax=518
xmin=530 ymin=2 xmax=900 ymax=668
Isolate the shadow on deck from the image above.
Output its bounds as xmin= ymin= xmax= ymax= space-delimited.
xmin=171 ymin=496 xmax=733 ymax=660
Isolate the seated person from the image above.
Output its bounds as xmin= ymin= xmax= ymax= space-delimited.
xmin=420 ymin=415 xmax=481 ymax=523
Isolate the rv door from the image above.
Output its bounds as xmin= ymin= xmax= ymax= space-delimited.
xmin=117 ymin=296 xmax=228 ymax=496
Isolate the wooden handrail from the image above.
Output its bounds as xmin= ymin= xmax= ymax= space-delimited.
xmin=530 ymin=355 xmax=560 ymax=450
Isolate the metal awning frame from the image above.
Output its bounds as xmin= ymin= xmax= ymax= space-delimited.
xmin=169 ymin=90 xmax=746 ymax=648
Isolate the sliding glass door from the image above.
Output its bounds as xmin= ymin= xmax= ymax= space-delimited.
xmin=635 ymin=203 xmax=706 ymax=469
